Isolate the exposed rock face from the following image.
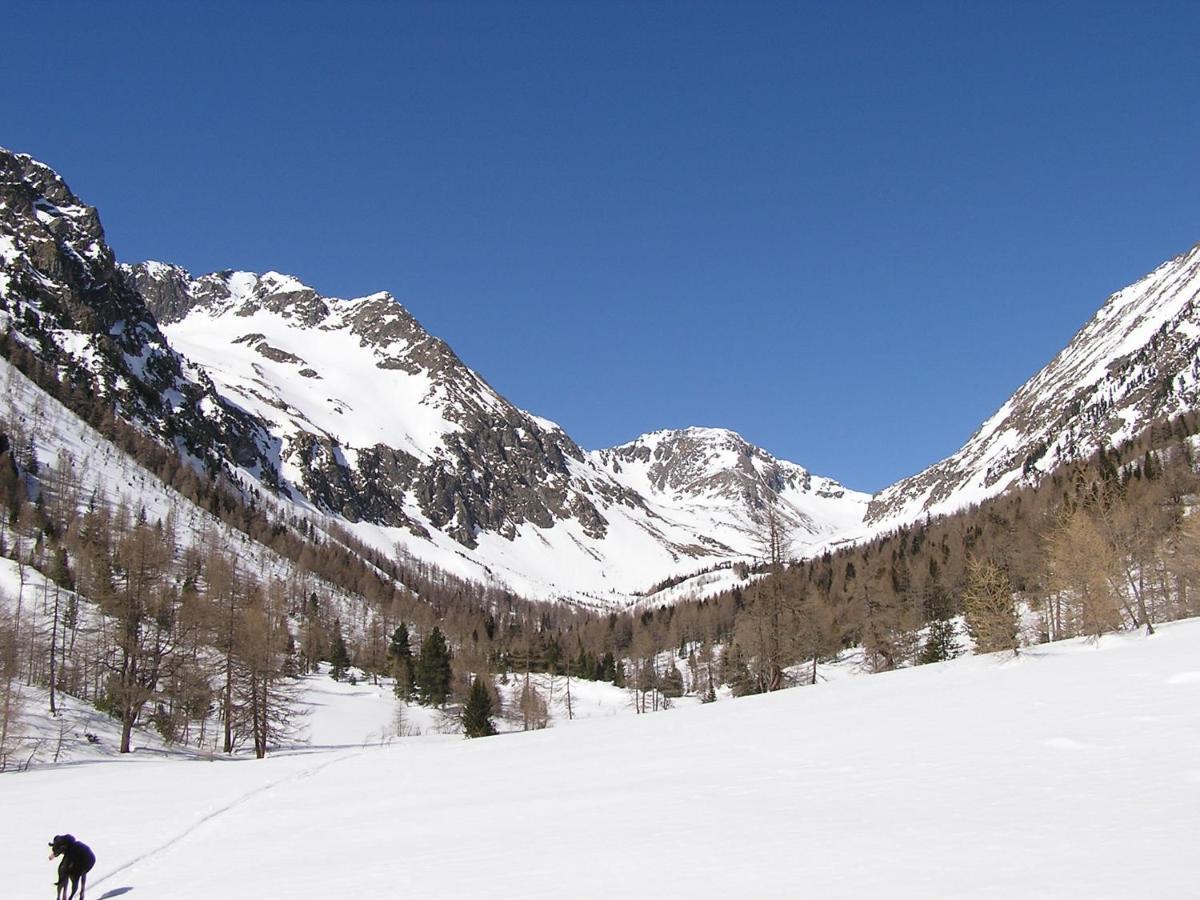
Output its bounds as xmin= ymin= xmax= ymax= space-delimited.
xmin=122 ymin=261 xmax=630 ymax=548
xmin=11 ymin=145 xmax=1200 ymax=604
xmin=598 ymin=427 xmax=804 ymax=500
xmin=120 ymin=260 xmax=195 ymax=325
xmin=867 ymin=243 xmax=1200 ymax=526
xmin=592 ymin=427 xmax=871 ymax=549
xmin=0 ymin=148 xmax=275 ymax=478
xmin=119 ymin=257 xmax=872 ymax=582
xmin=0 ymin=149 xmax=874 ymax=600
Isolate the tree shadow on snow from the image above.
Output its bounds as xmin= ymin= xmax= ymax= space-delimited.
xmin=97 ymin=888 xmax=134 ymax=899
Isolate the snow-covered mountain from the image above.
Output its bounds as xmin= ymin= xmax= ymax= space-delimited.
xmin=122 ymin=260 xmax=621 ymax=546
xmin=0 ymin=146 xmax=870 ymax=605
xmin=592 ymin=427 xmax=869 ymax=551
xmin=119 ymin=260 xmax=869 ymax=602
xmin=0 ymin=149 xmax=276 ymax=478
xmin=8 ymin=144 xmax=1200 ymax=605
xmin=867 ymin=243 xmax=1200 ymax=527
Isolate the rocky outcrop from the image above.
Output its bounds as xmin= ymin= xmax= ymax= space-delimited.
xmin=867 ymin=243 xmax=1200 ymax=526
xmin=592 ymin=427 xmax=871 ymax=547
xmin=0 ymin=148 xmax=276 ymax=479
xmin=122 ymin=261 xmax=632 ymax=549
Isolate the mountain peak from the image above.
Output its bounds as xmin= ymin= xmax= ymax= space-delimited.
xmin=866 ymin=240 xmax=1200 ymax=527
xmin=0 ymin=151 xmax=278 ymax=481
xmin=592 ymin=426 xmax=869 ymax=550
xmin=631 ymin=425 xmax=749 ymax=448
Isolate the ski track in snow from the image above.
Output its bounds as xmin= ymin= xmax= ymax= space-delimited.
xmin=6 ymin=618 xmax=1200 ymax=898
xmin=90 ymin=748 xmax=369 ymax=889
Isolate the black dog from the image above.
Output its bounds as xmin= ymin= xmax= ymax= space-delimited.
xmin=48 ymin=834 xmax=95 ymax=900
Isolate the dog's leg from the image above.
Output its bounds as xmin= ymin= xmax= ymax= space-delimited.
xmin=79 ymin=871 xmax=86 ymax=900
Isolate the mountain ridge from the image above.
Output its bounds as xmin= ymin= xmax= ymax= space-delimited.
xmin=866 ymin=241 xmax=1200 ymax=526
xmin=117 ymin=255 xmax=866 ymax=601
xmin=6 ymin=144 xmax=1200 ymax=606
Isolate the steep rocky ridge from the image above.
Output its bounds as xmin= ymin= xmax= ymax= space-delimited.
xmin=0 ymin=148 xmax=275 ymax=478
xmin=123 ymin=262 xmax=639 ymax=548
xmin=592 ymin=427 xmax=869 ymax=551
xmin=867 ymin=243 xmax=1200 ymax=526
xmin=122 ymin=261 xmax=873 ymax=603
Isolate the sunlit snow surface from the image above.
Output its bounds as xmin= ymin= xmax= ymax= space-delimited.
xmin=153 ymin=272 xmax=871 ymax=604
xmin=6 ymin=619 xmax=1199 ymax=898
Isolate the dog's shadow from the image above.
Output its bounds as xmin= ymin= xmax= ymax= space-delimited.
xmin=97 ymin=889 xmax=134 ymax=899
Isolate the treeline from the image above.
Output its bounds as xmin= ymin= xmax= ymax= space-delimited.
xmin=0 ymin=498 xmax=300 ymax=762
xmin=634 ymin=412 xmax=1200 ymax=697
xmin=0 ymin=335 xmax=622 ymax=719
xmin=0 ymin=352 xmax=631 ymax=760
xmin=5 ymin=318 xmax=1200 ymax=758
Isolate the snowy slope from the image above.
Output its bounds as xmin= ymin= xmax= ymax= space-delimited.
xmin=139 ymin=268 xmax=496 ymax=464
xmin=593 ymin=427 xmax=870 ymax=556
xmin=0 ymin=148 xmax=277 ymax=480
xmin=5 ymin=618 xmax=1198 ymax=897
xmin=0 ymin=354 xmax=388 ymax=647
xmin=868 ymin=242 xmax=1200 ymax=527
xmin=123 ymin=263 xmax=869 ymax=604
xmin=11 ymin=146 xmax=1200 ymax=606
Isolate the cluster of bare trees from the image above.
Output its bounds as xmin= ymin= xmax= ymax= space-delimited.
xmin=1041 ymin=456 xmax=1195 ymax=640
xmin=0 ymin=413 xmax=323 ymax=763
xmin=654 ymin=415 xmax=1200 ymax=696
xmin=6 ymin=327 xmax=1200 ymax=756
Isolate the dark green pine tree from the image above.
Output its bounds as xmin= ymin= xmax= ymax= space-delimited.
xmin=600 ymin=651 xmax=617 ymax=683
xmin=725 ymin=643 xmax=759 ymax=697
xmin=919 ymin=579 xmax=959 ymax=665
xmin=415 ymin=626 xmax=453 ymax=706
xmin=660 ymin=662 xmax=685 ymax=698
xmin=388 ymin=623 xmax=416 ymax=700
xmin=919 ymin=617 xmax=960 ymax=665
xmin=611 ymin=658 xmax=626 ymax=688
xmin=329 ymin=618 xmax=352 ymax=681
xmin=544 ymin=639 xmax=562 ymax=675
xmin=462 ymin=676 xmax=497 ymax=738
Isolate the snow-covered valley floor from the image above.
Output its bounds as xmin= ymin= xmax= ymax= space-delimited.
xmin=6 ymin=620 xmax=1200 ymax=898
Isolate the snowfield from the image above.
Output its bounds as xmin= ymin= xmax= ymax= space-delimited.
xmin=6 ymin=620 xmax=1200 ymax=897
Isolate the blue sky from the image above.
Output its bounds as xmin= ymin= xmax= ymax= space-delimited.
xmin=5 ymin=1 xmax=1199 ymax=491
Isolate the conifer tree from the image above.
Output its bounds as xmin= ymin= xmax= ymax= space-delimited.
xmin=388 ymin=623 xmax=416 ymax=699
xmin=724 ymin=643 xmax=758 ymax=697
xmin=611 ymin=658 xmax=625 ymax=688
xmin=660 ymin=660 xmax=684 ymax=698
xmin=462 ymin=675 xmax=497 ymax=738
xmin=414 ymin=626 xmax=453 ymax=706
xmin=919 ymin=617 xmax=960 ymax=665
xmin=329 ymin=619 xmax=352 ymax=681
xmin=919 ymin=579 xmax=959 ymax=664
